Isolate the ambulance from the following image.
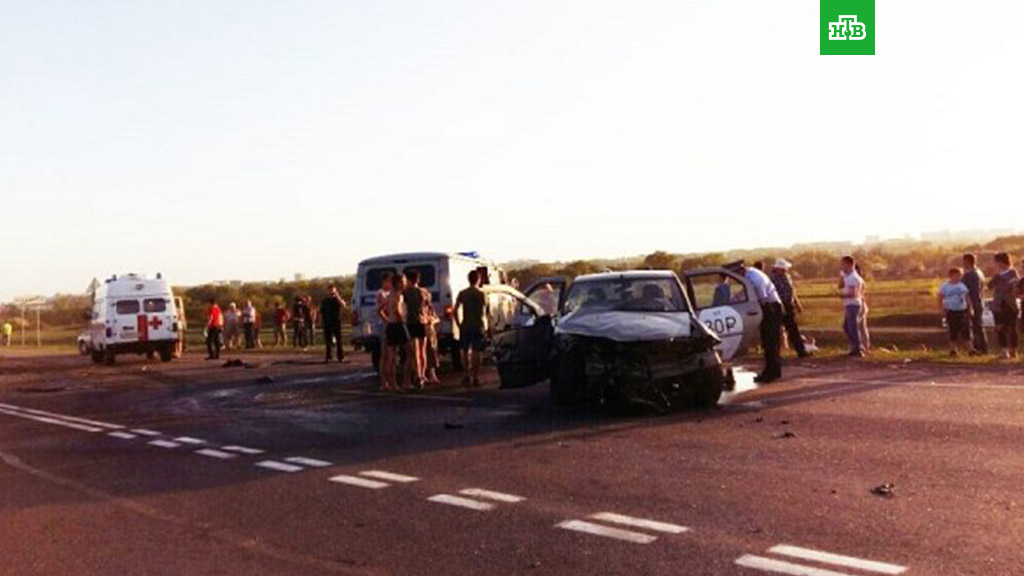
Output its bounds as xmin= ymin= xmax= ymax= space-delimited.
xmin=88 ymin=273 xmax=182 ymax=364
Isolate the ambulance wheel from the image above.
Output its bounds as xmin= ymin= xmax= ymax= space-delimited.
xmin=103 ymin=351 xmax=116 ymax=366
xmin=159 ymin=346 xmax=174 ymax=362
xmin=78 ymin=340 xmax=90 ymax=356
xmin=91 ymin=351 xmax=104 ymax=364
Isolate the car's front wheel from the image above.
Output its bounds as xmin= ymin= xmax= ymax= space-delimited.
xmin=550 ymin=353 xmax=584 ymax=407
xmin=691 ymin=366 xmax=725 ymax=410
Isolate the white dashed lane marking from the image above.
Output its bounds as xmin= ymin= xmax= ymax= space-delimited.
xmin=768 ymin=545 xmax=907 ymax=575
xmin=589 ymin=512 xmax=690 ymax=534
xmin=174 ymin=437 xmax=206 ymax=445
xmin=284 ymin=457 xmax=332 ymax=468
xmin=256 ymin=461 xmax=304 ymax=473
xmin=358 ymin=470 xmax=419 ymax=483
xmin=555 ymin=520 xmax=658 ymax=544
xmin=328 ymin=475 xmax=390 ymax=489
xmin=457 ymin=488 xmax=525 ymax=503
xmin=428 ymin=494 xmax=495 ymax=512
xmin=195 ymin=449 xmax=237 ymax=460
xmin=131 ymin=429 xmax=162 ymax=436
xmin=222 ymin=446 xmax=265 ymax=455
xmin=107 ymin=431 xmax=137 ymax=440
xmin=148 ymin=440 xmax=181 ymax=449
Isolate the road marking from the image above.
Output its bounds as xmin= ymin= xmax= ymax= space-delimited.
xmin=589 ymin=512 xmax=690 ymax=534
xmin=428 ymin=494 xmax=495 ymax=511
xmin=458 ymin=488 xmax=525 ymax=503
xmin=195 ymin=449 xmax=237 ymax=460
xmin=12 ymin=407 xmax=125 ymax=430
xmin=256 ymin=460 xmax=304 ymax=473
xmin=329 ymin=474 xmax=390 ymax=489
xmin=174 ymin=437 xmax=206 ymax=445
xmin=222 ymin=446 xmax=265 ymax=455
xmin=556 ymin=520 xmax=658 ymax=544
xmin=0 ymin=407 xmax=103 ymax=433
xmin=359 ymin=470 xmax=419 ymax=483
xmin=131 ymin=429 xmax=162 ymax=436
xmin=284 ymin=457 xmax=332 ymax=468
xmin=107 ymin=431 xmax=137 ymax=440
xmin=769 ymin=545 xmax=907 ymax=575
xmin=148 ymin=440 xmax=181 ymax=449
xmin=736 ymin=555 xmax=858 ymax=576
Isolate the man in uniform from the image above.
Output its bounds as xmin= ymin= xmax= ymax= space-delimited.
xmin=737 ymin=260 xmax=783 ymax=383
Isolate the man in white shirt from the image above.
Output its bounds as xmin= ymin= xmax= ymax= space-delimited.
xmin=839 ymin=256 xmax=865 ymax=357
xmin=739 ymin=261 xmax=784 ymax=383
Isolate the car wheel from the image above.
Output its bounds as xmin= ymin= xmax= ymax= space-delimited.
xmin=692 ymin=366 xmax=725 ymax=410
xmin=550 ymin=354 xmax=583 ymax=408
xmin=90 ymin=351 xmax=104 ymax=364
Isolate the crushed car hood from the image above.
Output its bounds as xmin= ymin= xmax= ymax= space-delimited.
xmin=555 ymin=310 xmax=692 ymax=342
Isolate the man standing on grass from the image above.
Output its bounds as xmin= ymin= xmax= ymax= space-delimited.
xmin=839 ymin=256 xmax=865 ymax=357
xmin=320 ymin=285 xmax=348 ymax=364
xmin=770 ymin=258 xmax=810 ymax=359
xmin=962 ymin=253 xmax=988 ymax=355
xmin=987 ymin=252 xmax=1019 ymax=360
xmin=739 ymin=261 xmax=783 ymax=383
xmin=205 ymin=298 xmax=224 ymax=360
xmin=454 ymin=270 xmax=490 ymax=387
xmin=939 ymin=268 xmax=971 ymax=357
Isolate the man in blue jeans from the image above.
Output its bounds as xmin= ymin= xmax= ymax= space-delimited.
xmin=839 ymin=256 xmax=865 ymax=357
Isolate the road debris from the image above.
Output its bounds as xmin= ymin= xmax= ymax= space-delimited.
xmin=870 ymin=483 xmax=896 ymax=498
xmin=774 ymin=431 xmax=797 ymax=439
xmin=443 ymin=422 xmax=464 ymax=430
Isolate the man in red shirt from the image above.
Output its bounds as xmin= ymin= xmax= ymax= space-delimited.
xmin=206 ymin=298 xmax=224 ymax=360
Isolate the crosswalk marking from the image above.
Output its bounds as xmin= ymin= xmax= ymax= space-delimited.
xmin=284 ymin=457 xmax=332 ymax=468
xmin=555 ymin=520 xmax=658 ymax=544
xmin=768 ymin=545 xmax=907 ymax=575
xmin=195 ymin=449 xmax=237 ymax=460
xmin=458 ymin=488 xmax=525 ymax=503
xmin=589 ymin=512 xmax=689 ymax=535
xmin=359 ymin=470 xmax=419 ymax=483
xmin=256 ymin=460 xmax=304 ymax=473
xmin=329 ymin=474 xmax=390 ymax=489
xmin=428 ymin=494 xmax=495 ymax=511
xmin=736 ymin=555 xmax=857 ymax=576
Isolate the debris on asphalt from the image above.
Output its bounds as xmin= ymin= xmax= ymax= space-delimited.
xmin=780 ymin=419 xmax=790 ymax=425
xmin=256 ymin=376 xmax=275 ymax=384
xmin=774 ymin=431 xmax=797 ymax=439
xmin=902 ymin=358 xmax=913 ymax=364
xmin=871 ymin=483 xmax=896 ymax=498
xmin=754 ymin=417 xmax=764 ymax=423
xmin=443 ymin=422 xmax=464 ymax=430
xmin=223 ymin=359 xmax=246 ymax=368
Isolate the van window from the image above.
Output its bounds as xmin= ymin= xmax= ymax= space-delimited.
xmin=403 ymin=265 xmax=436 ymax=288
xmin=116 ymin=300 xmax=141 ymax=315
xmin=366 ymin=268 xmax=398 ymax=291
xmin=143 ymin=299 xmax=167 ymax=313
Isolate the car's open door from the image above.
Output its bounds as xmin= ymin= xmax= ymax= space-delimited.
xmin=522 ymin=277 xmax=568 ymax=317
xmin=485 ymin=286 xmax=555 ymax=389
xmin=681 ymin=268 xmax=762 ymax=361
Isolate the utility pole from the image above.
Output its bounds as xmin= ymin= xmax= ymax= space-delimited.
xmin=21 ymin=305 xmax=25 ymax=347
xmin=36 ymin=306 xmax=41 ymax=347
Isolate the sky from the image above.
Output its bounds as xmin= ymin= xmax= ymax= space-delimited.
xmin=2 ymin=0 xmax=1023 ymax=301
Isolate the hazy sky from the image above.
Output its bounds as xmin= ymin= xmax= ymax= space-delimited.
xmin=2 ymin=1 xmax=1022 ymax=301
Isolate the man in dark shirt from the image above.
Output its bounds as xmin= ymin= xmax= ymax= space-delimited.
xmin=320 ymin=285 xmax=348 ymax=363
xmin=455 ymin=270 xmax=490 ymax=387
xmin=770 ymin=259 xmax=810 ymax=358
xmin=962 ymin=253 xmax=988 ymax=355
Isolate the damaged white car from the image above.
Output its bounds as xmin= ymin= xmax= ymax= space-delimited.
xmin=487 ymin=269 xmax=763 ymax=410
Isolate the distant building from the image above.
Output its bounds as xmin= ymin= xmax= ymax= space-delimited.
xmin=294 ymin=273 xmax=306 ymax=282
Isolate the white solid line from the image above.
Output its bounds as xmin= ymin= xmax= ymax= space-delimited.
xmin=555 ymin=520 xmax=658 ymax=545
xmin=174 ymin=437 xmax=206 ymax=445
xmin=131 ymin=429 xmax=162 ymax=436
xmin=256 ymin=460 xmax=304 ymax=473
xmin=284 ymin=457 xmax=332 ymax=468
xmin=108 ymin=431 xmax=137 ymax=440
xmin=222 ymin=446 xmax=265 ymax=455
xmin=589 ymin=512 xmax=690 ymax=535
xmin=769 ymin=545 xmax=907 ymax=575
xmin=195 ymin=449 xmax=237 ymax=459
xmin=329 ymin=474 xmax=390 ymax=489
xmin=359 ymin=470 xmax=419 ymax=483
xmin=427 ymin=494 xmax=495 ymax=511
xmin=0 ymin=408 xmax=103 ymax=433
xmin=14 ymin=407 xmax=125 ymax=430
xmin=458 ymin=488 xmax=525 ymax=503
xmin=148 ymin=440 xmax=181 ymax=449
xmin=735 ymin=555 xmax=857 ymax=576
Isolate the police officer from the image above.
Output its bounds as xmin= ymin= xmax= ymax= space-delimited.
xmin=736 ymin=260 xmax=784 ymax=383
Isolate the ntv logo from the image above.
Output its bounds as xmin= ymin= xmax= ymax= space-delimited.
xmin=828 ymin=15 xmax=867 ymax=40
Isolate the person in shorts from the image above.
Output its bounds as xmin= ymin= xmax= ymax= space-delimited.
xmin=987 ymin=252 xmax=1019 ymax=359
xmin=454 ymin=270 xmax=490 ymax=387
xmin=380 ymin=273 xmax=412 ymax=391
xmin=938 ymin=268 xmax=971 ymax=357
xmin=403 ymin=270 xmax=431 ymax=388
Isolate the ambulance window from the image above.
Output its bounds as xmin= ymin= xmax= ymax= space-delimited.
xmin=366 ymin=268 xmax=397 ymax=291
xmin=143 ymin=299 xmax=167 ymax=313
xmin=402 ymin=265 xmax=436 ymax=288
xmin=116 ymin=300 xmax=141 ymax=315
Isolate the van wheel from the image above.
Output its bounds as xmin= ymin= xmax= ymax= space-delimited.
xmin=91 ymin=351 xmax=104 ymax=364
xmin=104 ymin=351 xmax=117 ymax=366
xmin=78 ymin=341 xmax=90 ymax=356
xmin=691 ymin=366 xmax=724 ymax=410
xmin=159 ymin=346 xmax=174 ymax=362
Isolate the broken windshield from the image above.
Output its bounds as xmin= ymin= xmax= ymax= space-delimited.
xmin=564 ymin=277 xmax=689 ymax=314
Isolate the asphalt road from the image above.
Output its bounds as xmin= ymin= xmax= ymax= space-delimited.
xmin=1 ymin=348 xmax=1022 ymax=576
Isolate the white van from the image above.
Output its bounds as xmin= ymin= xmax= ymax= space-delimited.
xmin=352 ymin=252 xmax=508 ymax=370
xmin=88 ymin=273 xmax=182 ymax=365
